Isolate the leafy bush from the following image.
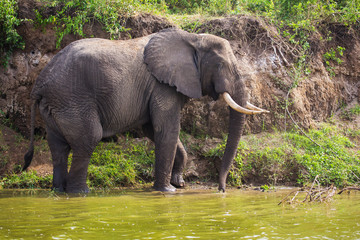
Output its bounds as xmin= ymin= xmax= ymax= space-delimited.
xmin=84 ymin=137 xmax=155 ymax=189
xmin=34 ymin=0 xmax=167 ymax=47
xmin=341 ymin=104 xmax=360 ymax=121
xmin=0 ymin=135 xmax=155 ymax=190
xmin=0 ymin=170 xmax=52 ymax=189
xmin=288 ymin=125 xmax=359 ymax=187
xmin=0 ymin=0 xmax=24 ymax=67
xmin=207 ymin=123 xmax=360 ymax=187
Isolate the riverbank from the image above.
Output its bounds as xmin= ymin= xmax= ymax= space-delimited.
xmin=1 ymin=116 xmax=359 ymax=190
xmin=0 ymin=0 xmax=359 ymax=190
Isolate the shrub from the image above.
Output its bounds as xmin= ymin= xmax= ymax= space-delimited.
xmin=0 ymin=0 xmax=24 ymax=67
xmin=207 ymin=123 xmax=360 ymax=187
xmin=0 ymin=170 xmax=52 ymax=189
xmin=80 ymin=138 xmax=155 ymax=189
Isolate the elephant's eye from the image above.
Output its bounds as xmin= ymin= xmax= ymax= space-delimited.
xmin=217 ymin=62 xmax=224 ymax=70
xmin=218 ymin=62 xmax=229 ymax=70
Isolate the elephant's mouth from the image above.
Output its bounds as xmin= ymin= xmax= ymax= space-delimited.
xmin=222 ymin=92 xmax=269 ymax=115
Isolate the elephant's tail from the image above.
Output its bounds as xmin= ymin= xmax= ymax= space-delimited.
xmin=23 ymin=100 xmax=39 ymax=171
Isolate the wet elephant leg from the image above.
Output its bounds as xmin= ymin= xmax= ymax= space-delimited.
xmin=64 ymin=116 xmax=103 ymax=193
xmin=47 ymin=128 xmax=70 ymax=192
xmin=66 ymin=151 xmax=92 ymax=193
xmin=171 ymin=139 xmax=187 ymax=188
xmin=150 ymin=92 xmax=185 ymax=191
xmin=66 ymin=140 xmax=101 ymax=193
xmin=152 ymin=127 xmax=179 ymax=192
xmin=142 ymin=124 xmax=187 ymax=188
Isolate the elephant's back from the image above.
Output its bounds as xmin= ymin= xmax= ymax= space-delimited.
xmin=31 ymin=36 xmax=151 ymax=99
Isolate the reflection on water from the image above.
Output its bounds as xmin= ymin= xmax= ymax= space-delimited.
xmin=0 ymin=189 xmax=359 ymax=239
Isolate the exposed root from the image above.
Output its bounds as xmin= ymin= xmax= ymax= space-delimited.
xmin=337 ymin=187 xmax=360 ymax=195
xmin=278 ymin=185 xmax=337 ymax=205
xmin=278 ymin=175 xmax=360 ymax=205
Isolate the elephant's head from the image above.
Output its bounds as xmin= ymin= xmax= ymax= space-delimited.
xmin=144 ymin=29 xmax=268 ymax=191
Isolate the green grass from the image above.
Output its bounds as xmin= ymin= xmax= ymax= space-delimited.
xmin=0 ymin=170 xmax=52 ymax=189
xmin=341 ymin=104 xmax=360 ymax=120
xmin=85 ymin=137 xmax=155 ymax=189
xmin=205 ymin=123 xmax=360 ymax=188
xmin=0 ymin=135 xmax=155 ymax=190
xmin=1 ymin=122 xmax=359 ymax=190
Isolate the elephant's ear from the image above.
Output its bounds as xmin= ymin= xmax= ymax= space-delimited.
xmin=144 ymin=29 xmax=202 ymax=98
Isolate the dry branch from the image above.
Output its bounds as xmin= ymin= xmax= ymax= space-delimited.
xmin=278 ymin=176 xmax=342 ymax=205
xmin=337 ymin=187 xmax=360 ymax=195
xmin=279 ymin=184 xmax=360 ymax=205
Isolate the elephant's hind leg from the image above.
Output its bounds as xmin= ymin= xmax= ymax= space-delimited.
xmin=47 ymin=128 xmax=70 ymax=193
xmin=66 ymin=141 xmax=102 ymax=193
xmin=64 ymin=117 xmax=103 ymax=193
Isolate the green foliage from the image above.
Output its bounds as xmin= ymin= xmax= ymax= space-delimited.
xmin=287 ymin=125 xmax=359 ymax=187
xmin=0 ymin=170 xmax=52 ymax=189
xmin=3 ymin=0 xmax=358 ymax=70
xmin=35 ymin=0 xmax=122 ymax=47
xmin=165 ymin=0 xmax=236 ymax=15
xmin=0 ymin=0 xmax=25 ymax=67
xmin=207 ymin=123 xmax=360 ymax=187
xmin=81 ymin=137 xmax=155 ymax=189
xmin=341 ymin=104 xmax=360 ymax=121
xmin=34 ymin=0 xmax=167 ymax=48
xmin=0 ymin=134 xmax=155 ymax=190
xmin=323 ymin=46 xmax=346 ymax=76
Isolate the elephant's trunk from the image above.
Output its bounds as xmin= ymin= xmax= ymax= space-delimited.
xmin=218 ymin=106 xmax=246 ymax=192
xmin=218 ymin=91 xmax=269 ymax=191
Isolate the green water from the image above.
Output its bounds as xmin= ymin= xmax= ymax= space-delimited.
xmin=0 ymin=189 xmax=359 ymax=239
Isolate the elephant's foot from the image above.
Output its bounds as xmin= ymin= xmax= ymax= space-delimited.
xmin=170 ymin=174 xmax=185 ymax=188
xmin=153 ymin=183 xmax=176 ymax=192
xmin=51 ymin=186 xmax=66 ymax=193
xmin=66 ymin=184 xmax=90 ymax=194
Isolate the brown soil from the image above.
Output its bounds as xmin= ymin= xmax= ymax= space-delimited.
xmin=0 ymin=0 xmax=359 ymax=182
xmin=0 ymin=125 xmax=51 ymax=176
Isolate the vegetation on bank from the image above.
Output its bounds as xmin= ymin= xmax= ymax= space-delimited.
xmin=0 ymin=0 xmax=24 ymax=67
xmin=0 ymin=1 xmax=359 ymax=190
xmin=1 ymin=0 xmax=359 ymax=67
xmin=0 ymin=131 xmax=156 ymax=190
xmin=1 ymin=120 xmax=359 ymax=190
xmin=221 ymin=122 xmax=360 ymax=188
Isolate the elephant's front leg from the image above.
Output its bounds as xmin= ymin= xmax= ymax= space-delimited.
xmin=171 ymin=139 xmax=187 ymax=188
xmin=150 ymin=91 xmax=185 ymax=191
xmin=153 ymin=130 xmax=179 ymax=192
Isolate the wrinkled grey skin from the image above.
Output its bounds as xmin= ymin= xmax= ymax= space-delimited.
xmin=24 ymin=29 xmax=247 ymax=193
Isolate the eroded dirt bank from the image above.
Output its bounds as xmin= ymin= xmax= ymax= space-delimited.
xmin=0 ymin=0 xmax=359 ymax=182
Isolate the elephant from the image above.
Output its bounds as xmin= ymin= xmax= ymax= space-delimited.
xmin=23 ymin=28 xmax=268 ymax=193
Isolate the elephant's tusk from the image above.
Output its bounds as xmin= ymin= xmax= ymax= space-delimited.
xmin=246 ymin=101 xmax=270 ymax=113
xmin=222 ymin=93 xmax=269 ymax=115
